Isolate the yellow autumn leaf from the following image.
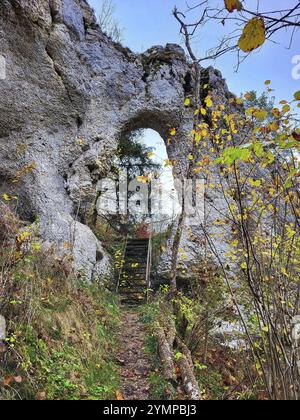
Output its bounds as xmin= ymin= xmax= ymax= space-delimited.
xmin=184 ymin=98 xmax=191 ymax=106
xmin=244 ymin=92 xmax=255 ymax=101
xmin=136 ymin=175 xmax=150 ymax=183
xmin=282 ymin=104 xmax=291 ymax=114
xmin=253 ymin=109 xmax=267 ymax=121
xmin=170 ymin=128 xmax=176 ymax=136
xmin=195 ymin=132 xmax=202 ymax=142
xmin=164 ymin=159 xmax=173 ymax=167
xmin=200 ymin=108 xmax=207 ymax=115
xmin=238 ymin=18 xmax=266 ymax=53
xmin=131 ymin=263 xmax=139 ymax=268
xmin=31 ymin=243 xmax=41 ymax=251
xmin=268 ymin=121 xmax=279 ymax=132
xmin=75 ymin=138 xmax=85 ymax=146
xmin=147 ymin=151 xmax=154 ymax=158
xmin=249 ymin=178 xmax=262 ymax=187
xmin=224 ymin=0 xmax=242 ymax=13
xmin=287 ymin=226 xmax=296 ymax=238
xmin=205 ymin=96 xmax=213 ymax=108
xmin=262 ymin=326 xmax=269 ymax=333
xmin=1 ymin=194 xmax=10 ymax=201
xmin=294 ymin=91 xmax=300 ymax=101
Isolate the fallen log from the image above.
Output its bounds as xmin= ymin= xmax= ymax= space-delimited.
xmin=156 ymin=326 xmax=177 ymax=384
xmin=175 ymin=336 xmax=194 ymax=370
xmin=160 ymin=302 xmax=176 ymax=348
xmin=177 ymin=353 xmax=201 ymax=400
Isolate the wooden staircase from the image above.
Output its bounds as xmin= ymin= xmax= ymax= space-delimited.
xmin=117 ymin=238 xmax=152 ymax=305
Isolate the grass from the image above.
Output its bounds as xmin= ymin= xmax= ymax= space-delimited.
xmin=0 ymin=242 xmax=121 ymax=400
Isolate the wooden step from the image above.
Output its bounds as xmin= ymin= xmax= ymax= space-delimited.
xmin=120 ymin=292 xmax=146 ymax=297
xmin=120 ymin=292 xmax=146 ymax=299
xmin=127 ymin=239 xmax=149 ymax=244
xmin=119 ymin=283 xmax=147 ymax=290
xmin=125 ymin=253 xmax=148 ymax=259
xmin=118 ymin=237 xmax=150 ymax=306
xmin=126 ymin=244 xmax=148 ymax=248
xmin=119 ymin=290 xmax=147 ymax=295
xmin=123 ymin=267 xmax=147 ymax=271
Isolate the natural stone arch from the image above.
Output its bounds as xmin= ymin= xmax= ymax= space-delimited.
xmin=0 ymin=0 xmax=232 ymax=280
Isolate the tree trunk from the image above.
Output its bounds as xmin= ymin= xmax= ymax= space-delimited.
xmin=177 ymin=354 xmax=201 ymax=400
xmin=156 ymin=326 xmax=177 ymax=385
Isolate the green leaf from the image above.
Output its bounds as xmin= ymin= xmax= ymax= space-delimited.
xmin=217 ymin=146 xmax=252 ymax=166
xmin=175 ymin=352 xmax=183 ymax=361
xmin=253 ymin=142 xmax=264 ymax=158
xmin=266 ymin=151 xmax=275 ymax=164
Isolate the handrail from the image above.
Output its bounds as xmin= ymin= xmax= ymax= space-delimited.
xmin=116 ymin=235 xmax=128 ymax=293
xmin=146 ymin=228 xmax=153 ymax=302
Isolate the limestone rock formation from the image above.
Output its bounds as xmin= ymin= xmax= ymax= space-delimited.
xmin=0 ymin=0 xmax=233 ymax=280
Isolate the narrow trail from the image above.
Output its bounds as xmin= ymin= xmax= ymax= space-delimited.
xmin=117 ymin=307 xmax=151 ymax=400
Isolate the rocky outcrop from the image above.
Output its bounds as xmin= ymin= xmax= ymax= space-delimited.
xmin=0 ymin=0 xmax=232 ymax=280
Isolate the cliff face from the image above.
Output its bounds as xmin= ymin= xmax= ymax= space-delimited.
xmin=0 ymin=0 xmax=232 ymax=279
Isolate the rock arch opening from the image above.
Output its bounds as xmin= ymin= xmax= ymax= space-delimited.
xmin=96 ymin=128 xmax=181 ymax=235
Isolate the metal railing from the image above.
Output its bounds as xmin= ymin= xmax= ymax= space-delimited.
xmin=146 ymin=232 xmax=153 ymax=302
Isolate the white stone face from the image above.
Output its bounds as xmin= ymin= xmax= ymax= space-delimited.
xmin=0 ymin=316 xmax=6 ymax=340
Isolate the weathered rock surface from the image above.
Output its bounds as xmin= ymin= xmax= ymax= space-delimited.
xmin=0 ymin=0 xmax=233 ymax=279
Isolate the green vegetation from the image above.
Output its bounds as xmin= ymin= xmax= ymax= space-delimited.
xmin=140 ymin=283 xmax=256 ymax=401
xmin=140 ymin=297 xmax=177 ymax=400
xmin=0 ymin=229 xmax=121 ymax=400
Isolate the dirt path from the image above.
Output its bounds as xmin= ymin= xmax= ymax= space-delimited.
xmin=117 ymin=307 xmax=151 ymax=400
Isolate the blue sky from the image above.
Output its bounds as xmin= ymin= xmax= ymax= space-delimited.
xmin=89 ymin=0 xmax=300 ymax=101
